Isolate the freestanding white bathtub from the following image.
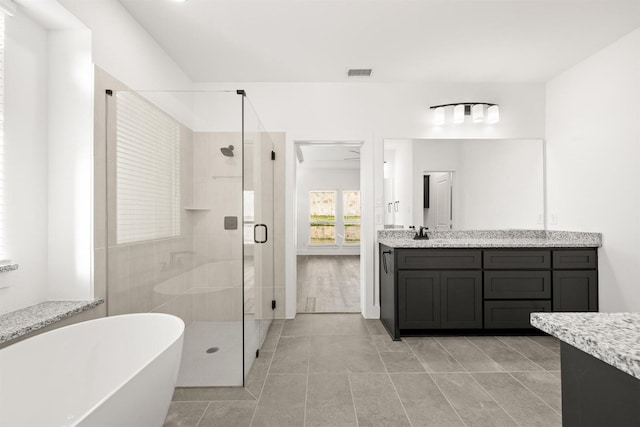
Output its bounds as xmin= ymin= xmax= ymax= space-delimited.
xmin=0 ymin=313 xmax=184 ymax=427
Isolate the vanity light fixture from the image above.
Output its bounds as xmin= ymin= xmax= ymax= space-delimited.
xmin=429 ymin=103 xmax=499 ymax=125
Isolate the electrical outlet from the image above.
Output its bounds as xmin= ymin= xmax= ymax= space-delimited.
xmin=550 ymin=213 xmax=558 ymax=225
xmin=537 ymin=214 xmax=544 ymax=224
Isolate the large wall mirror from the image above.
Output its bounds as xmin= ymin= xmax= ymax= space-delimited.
xmin=383 ymin=139 xmax=545 ymax=230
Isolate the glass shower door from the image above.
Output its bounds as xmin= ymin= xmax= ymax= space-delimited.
xmin=242 ymin=94 xmax=275 ymax=382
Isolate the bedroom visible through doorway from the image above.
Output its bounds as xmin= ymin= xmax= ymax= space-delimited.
xmin=295 ymin=143 xmax=362 ymax=313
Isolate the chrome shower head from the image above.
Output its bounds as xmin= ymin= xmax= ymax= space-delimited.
xmin=220 ymin=145 xmax=235 ymax=157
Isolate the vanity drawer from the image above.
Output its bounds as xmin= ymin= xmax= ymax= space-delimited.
xmin=552 ymin=249 xmax=597 ymax=270
xmin=483 ymin=250 xmax=551 ymax=269
xmin=396 ymin=249 xmax=482 ymax=270
xmin=484 ymin=271 xmax=551 ymax=299
xmin=484 ymin=300 xmax=552 ymax=329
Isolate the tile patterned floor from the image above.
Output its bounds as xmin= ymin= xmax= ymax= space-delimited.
xmin=164 ymin=314 xmax=562 ymax=427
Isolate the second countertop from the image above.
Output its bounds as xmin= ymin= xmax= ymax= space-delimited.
xmin=378 ymin=229 xmax=602 ymax=249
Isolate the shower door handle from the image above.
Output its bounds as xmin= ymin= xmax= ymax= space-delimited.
xmin=254 ymin=224 xmax=268 ymax=244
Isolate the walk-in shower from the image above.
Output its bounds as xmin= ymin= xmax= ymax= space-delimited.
xmin=103 ymin=89 xmax=275 ymax=386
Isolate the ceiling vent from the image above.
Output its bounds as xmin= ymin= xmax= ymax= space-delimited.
xmin=347 ymin=68 xmax=373 ymax=78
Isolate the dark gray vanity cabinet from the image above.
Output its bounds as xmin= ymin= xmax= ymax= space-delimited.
xmin=397 ymin=270 xmax=482 ymax=330
xmin=380 ymin=245 xmax=598 ymax=340
xmin=380 ymin=245 xmax=483 ymax=339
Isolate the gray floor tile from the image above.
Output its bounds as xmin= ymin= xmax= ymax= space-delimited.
xmin=527 ymin=335 xmax=561 ymax=354
xmin=269 ymin=336 xmax=309 ymax=374
xmin=390 ymin=373 xmax=464 ymax=427
xmin=380 ymin=351 xmax=426 ymax=373
xmin=498 ymin=337 xmax=561 ymax=371
xmin=172 ymin=387 xmax=255 ymax=402
xmin=163 ymin=401 xmax=209 ymax=427
xmin=406 ymin=337 xmax=465 ymax=373
xmin=197 ymin=401 xmax=256 ymax=427
xmin=309 ymin=335 xmax=386 ymax=374
xmin=309 ymin=313 xmax=370 ymax=336
xmin=252 ymin=374 xmax=307 ymax=427
xmin=349 ymin=373 xmax=412 ymax=427
xmin=550 ymin=371 xmax=562 ymax=379
xmin=245 ymin=351 xmax=273 ymax=398
xmin=472 ymin=372 xmax=561 ymax=426
xmin=365 ymin=319 xmax=389 ymax=336
xmin=281 ymin=314 xmax=314 ymax=336
xmin=510 ymin=371 xmax=562 ymax=412
xmin=306 ymin=373 xmax=358 ymax=427
xmin=431 ymin=373 xmax=517 ymax=427
xmin=466 ymin=336 xmax=543 ymax=372
xmin=436 ymin=337 xmax=504 ymax=372
xmin=372 ymin=334 xmax=410 ymax=352
xmin=260 ymin=321 xmax=284 ymax=352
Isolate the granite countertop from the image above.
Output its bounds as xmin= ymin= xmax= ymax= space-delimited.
xmin=531 ymin=312 xmax=640 ymax=380
xmin=0 ymin=300 xmax=104 ymax=344
xmin=378 ymin=229 xmax=602 ymax=248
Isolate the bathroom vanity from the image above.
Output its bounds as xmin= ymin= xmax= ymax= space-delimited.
xmin=532 ymin=312 xmax=640 ymax=427
xmin=378 ymin=230 xmax=601 ymax=340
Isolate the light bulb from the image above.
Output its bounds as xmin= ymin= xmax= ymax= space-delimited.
xmin=453 ymin=104 xmax=465 ymax=124
xmin=472 ymin=104 xmax=485 ymax=123
xmin=487 ymin=105 xmax=500 ymax=124
xmin=433 ymin=107 xmax=445 ymax=126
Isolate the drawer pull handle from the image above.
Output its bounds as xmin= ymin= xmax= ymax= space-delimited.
xmin=382 ymin=250 xmax=391 ymax=274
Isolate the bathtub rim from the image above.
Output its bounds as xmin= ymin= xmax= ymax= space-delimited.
xmin=0 ymin=312 xmax=185 ymax=427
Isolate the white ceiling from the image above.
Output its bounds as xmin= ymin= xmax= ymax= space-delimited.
xmin=118 ymin=0 xmax=640 ymax=83
xmin=297 ymin=144 xmax=361 ymax=168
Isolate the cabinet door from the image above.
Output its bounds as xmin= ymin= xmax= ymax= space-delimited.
xmin=553 ymin=271 xmax=598 ymax=311
xmin=441 ymin=271 xmax=483 ymax=329
xmin=398 ymin=271 xmax=440 ymax=329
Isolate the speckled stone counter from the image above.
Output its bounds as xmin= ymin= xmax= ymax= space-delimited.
xmin=532 ymin=312 xmax=640 ymax=426
xmin=531 ymin=312 xmax=640 ymax=380
xmin=378 ymin=229 xmax=602 ymax=248
xmin=0 ymin=300 xmax=104 ymax=344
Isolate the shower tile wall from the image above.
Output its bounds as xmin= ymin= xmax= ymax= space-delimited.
xmin=190 ymin=132 xmax=244 ymax=324
xmin=106 ymin=119 xmax=196 ymax=322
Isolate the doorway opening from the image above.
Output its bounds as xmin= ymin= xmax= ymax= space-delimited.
xmin=294 ymin=142 xmax=362 ymax=313
xmin=423 ymin=171 xmax=454 ymax=230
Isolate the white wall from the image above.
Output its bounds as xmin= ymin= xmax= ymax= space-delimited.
xmin=0 ymin=11 xmax=49 ymax=314
xmin=457 ymin=139 xmax=544 ymax=229
xmin=59 ymin=0 xmax=192 ymax=91
xmin=46 ymin=29 xmax=94 ymax=300
xmin=546 ymin=27 xmax=640 ymax=312
xmin=391 ymin=141 xmax=413 ymax=228
xmin=296 ymin=167 xmax=360 ymax=255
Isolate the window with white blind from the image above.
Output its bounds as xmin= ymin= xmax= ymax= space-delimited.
xmin=115 ymin=91 xmax=181 ymax=244
xmin=0 ymin=13 xmax=7 ymax=262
